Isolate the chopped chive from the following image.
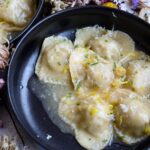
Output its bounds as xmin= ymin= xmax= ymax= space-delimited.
xmin=57 ymin=62 xmax=61 ymax=65
xmin=120 ymin=53 xmax=123 ymax=57
xmin=90 ymin=62 xmax=99 ymax=66
xmin=84 ymin=54 xmax=88 ymax=58
xmin=113 ymin=62 xmax=117 ymax=71
xmin=102 ymin=139 xmax=107 ymax=143
xmin=66 ymin=92 xmax=72 ymax=98
xmin=76 ymin=80 xmax=81 ymax=90
xmin=76 ymin=101 xmax=80 ymax=106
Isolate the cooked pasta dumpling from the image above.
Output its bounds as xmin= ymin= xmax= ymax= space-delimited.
xmin=69 ymin=47 xmax=114 ymax=91
xmin=87 ymin=60 xmax=114 ymax=90
xmin=74 ymin=26 xmax=106 ymax=47
xmin=112 ymin=31 xmax=135 ymax=56
xmin=127 ymin=60 xmax=150 ymax=95
xmin=59 ymin=93 xmax=113 ymax=150
xmin=89 ymin=35 xmax=122 ymax=61
xmin=35 ymin=36 xmax=74 ymax=85
xmin=0 ymin=0 xmax=36 ymax=27
xmin=111 ymin=89 xmax=150 ymax=144
xmin=88 ymin=31 xmax=135 ymax=61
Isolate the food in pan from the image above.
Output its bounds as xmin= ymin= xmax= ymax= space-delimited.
xmin=110 ymin=89 xmax=150 ymax=144
xmin=126 ymin=60 xmax=150 ymax=95
xmin=69 ymin=47 xmax=114 ymax=92
xmin=59 ymin=93 xmax=113 ymax=150
xmin=0 ymin=0 xmax=36 ymax=44
xmin=36 ymin=36 xmax=74 ymax=85
xmin=35 ymin=26 xmax=150 ymax=150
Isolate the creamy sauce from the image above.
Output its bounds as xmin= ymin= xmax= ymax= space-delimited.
xmin=29 ymin=75 xmax=74 ymax=134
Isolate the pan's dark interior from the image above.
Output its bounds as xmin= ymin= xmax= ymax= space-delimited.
xmin=7 ymin=6 xmax=150 ymax=150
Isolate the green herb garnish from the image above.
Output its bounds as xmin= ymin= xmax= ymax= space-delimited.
xmin=76 ymin=80 xmax=82 ymax=90
xmin=66 ymin=92 xmax=72 ymax=98
xmin=57 ymin=62 xmax=61 ymax=65
xmin=90 ymin=62 xmax=99 ymax=66
xmin=84 ymin=53 xmax=88 ymax=58
xmin=113 ymin=62 xmax=117 ymax=71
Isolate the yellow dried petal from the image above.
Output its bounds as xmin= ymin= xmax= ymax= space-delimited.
xmin=102 ymin=2 xmax=118 ymax=9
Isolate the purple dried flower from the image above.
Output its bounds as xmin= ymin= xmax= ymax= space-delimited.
xmin=101 ymin=0 xmax=109 ymax=3
xmin=0 ymin=78 xmax=5 ymax=89
xmin=132 ymin=0 xmax=139 ymax=9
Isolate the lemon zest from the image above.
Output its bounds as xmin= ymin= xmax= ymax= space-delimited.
xmin=115 ymin=66 xmax=126 ymax=77
xmin=119 ymin=116 xmax=123 ymax=125
xmin=144 ymin=126 xmax=150 ymax=135
xmin=89 ymin=106 xmax=99 ymax=117
xmin=62 ymin=65 xmax=69 ymax=74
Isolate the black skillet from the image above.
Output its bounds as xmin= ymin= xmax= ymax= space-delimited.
xmin=7 ymin=6 xmax=150 ymax=150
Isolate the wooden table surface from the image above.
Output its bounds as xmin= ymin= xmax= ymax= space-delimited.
xmin=0 ymin=102 xmax=45 ymax=150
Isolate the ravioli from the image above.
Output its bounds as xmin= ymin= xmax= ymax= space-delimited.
xmin=127 ymin=60 xmax=150 ymax=95
xmin=88 ymin=30 xmax=135 ymax=62
xmin=111 ymin=89 xmax=150 ymax=144
xmin=58 ymin=93 xmax=113 ymax=150
xmin=35 ymin=36 xmax=74 ymax=85
xmin=114 ymin=99 xmax=150 ymax=144
xmin=87 ymin=60 xmax=114 ymax=90
xmin=74 ymin=26 xmax=106 ymax=47
xmin=89 ymin=35 xmax=122 ymax=61
xmin=69 ymin=47 xmax=114 ymax=91
xmin=0 ymin=0 xmax=36 ymax=27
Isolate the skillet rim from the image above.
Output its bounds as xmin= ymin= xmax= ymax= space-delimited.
xmin=7 ymin=6 xmax=150 ymax=150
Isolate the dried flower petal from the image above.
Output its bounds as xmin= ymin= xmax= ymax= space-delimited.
xmin=0 ymin=44 xmax=9 ymax=60
xmin=0 ymin=59 xmax=6 ymax=69
xmin=132 ymin=0 xmax=139 ymax=9
xmin=0 ymin=78 xmax=5 ymax=89
xmin=0 ymin=43 xmax=10 ymax=69
xmin=0 ymin=135 xmax=19 ymax=150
